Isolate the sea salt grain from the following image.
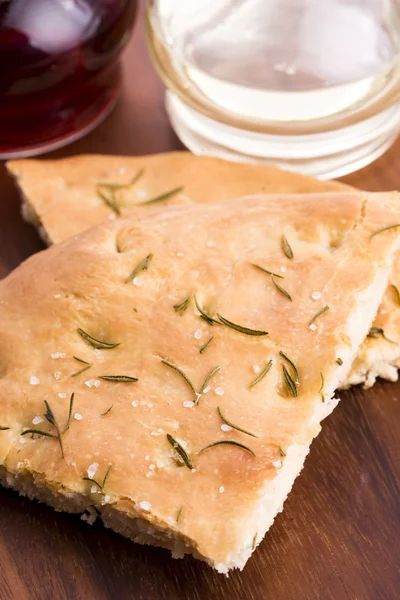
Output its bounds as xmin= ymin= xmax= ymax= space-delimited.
xmin=183 ymin=401 xmax=195 ymax=408
xmin=273 ymin=460 xmax=282 ymax=468
xmin=51 ymin=352 xmax=66 ymax=359
xmin=194 ymin=329 xmax=203 ymax=340
xmin=138 ymin=501 xmax=152 ymax=511
xmin=19 ymin=437 xmax=25 ymax=444
xmin=85 ymin=379 xmax=100 ymax=388
xmin=103 ymin=495 xmax=111 ymax=504
xmin=253 ymin=365 xmax=261 ymax=374
xmin=133 ymin=277 xmax=142 ymax=286
xmin=58 ymin=393 xmax=67 ymax=398
xmin=202 ymin=386 xmax=211 ymax=394
xmin=176 ymin=251 xmax=184 ymax=257
xmin=311 ymin=291 xmax=322 ymax=300
xmin=280 ymin=266 xmax=286 ymax=273
xmin=215 ymin=387 xmax=224 ymax=396
xmin=309 ymin=323 xmax=317 ymax=331
xmin=32 ymin=416 xmax=43 ymax=425
xmin=54 ymin=371 xmax=62 ymax=380
xmin=221 ymin=424 xmax=232 ymax=432
xmin=87 ymin=463 xmax=98 ymax=478
xmin=29 ymin=376 xmax=40 ymax=385
xmin=90 ymin=486 xmax=98 ymax=494
xmin=219 ymin=486 xmax=225 ymax=493
xmin=131 ymin=400 xmax=139 ymax=407
xmin=151 ymin=428 xmax=163 ymax=436
xmin=74 ymin=413 xmax=83 ymax=421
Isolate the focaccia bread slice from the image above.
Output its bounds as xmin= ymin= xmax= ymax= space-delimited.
xmin=1 ymin=192 xmax=399 ymax=573
xmin=8 ymin=153 xmax=400 ymax=389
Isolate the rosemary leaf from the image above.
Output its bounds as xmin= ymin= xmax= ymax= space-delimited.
xmin=139 ymin=186 xmax=183 ymax=206
xmin=271 ymin=275 xmax=292 ymax=301
xmin=252 ymin=534 xmax=257 ymax=550
xmin=281 ymin=234 xmax=293 ymax=259
xmin=0 ymin=426 xmax=10 ymax=431
xmin=174 ymin=293 xmax=193 ymax=314
xmin=369 ymin=223 xmax=400 ymax=240
xmin=97 ymin=188 xmax=121 ymax=216
xmin=217 ymin=313 xmax=268 ymax=336
xmin=125 ymin=253 xmax=154 ymax=284
xmin=71 ymin=365 xmax=91 ymax=378
xmin=251 ymin=264 xmax=284 ymax=279
xmin=167 ymin=434 xmax=193 ymax=469
xmin=217 ymin=406 xmax=258 ymax=438
xmin=199 ymin=336 xmax=214 ymax=354
xmin=319 ymin=373 xmax=325 ymax=403
xmin=161 ymin=359 xmax=197 ymax=398
xmin=198 ymin=440 xmax=256 ymax=457
xmin=279 ymin=446 xmax=286 ymax=457
xmin=101 ymin=405 xmax=113 ymax=416
xmin=21 ymin=429 xmax=57 ymax=439
xmin=336 ymin=358 xmax=343 ymax=366
xmin=367 ymin=327 xmax=396 ymax=343
xmin=83 ymin=464 xmax=113 ymax=492
xmin=97 ymin=169 xmax=144 ymax=191
xmin=249 ymin=360 xmax=273 ymax=389
xmin=176 ymin=505 xmax=184 ymax=522
xmin=309 ymin=305 xmax=330 ymax=326
xmin=71 ymin=356 xmax=92 ymax=377
xmin=77 ymin=328 xmax=120 ymax=350
xmin=279 ymin=351 xmax=299 ymax=385
xmin=98 ymin=375 xmax=138 ymax=382
xmin=392 ymin=284 xmax=400 ymax=306
xmin=62 ymin=393 xmax=75 ymax=434
xmin=198 ymin=366 xmax=220 ymax=396
xmin=282 ymin=365 xmax=298 ymax=397
xmin=194 ymin=296 xmax=219 ymax=325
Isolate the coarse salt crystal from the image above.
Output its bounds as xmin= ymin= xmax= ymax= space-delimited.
xmin=202 ymin=386 xmax=211 ymax=394
xmin=138 ymin=501 xmax=151 ymax=511
xmin=151 ymin=428 xmax=163 ymax=436
xmin=221 ymin=424 xmax=232 ymax=432
xmin=253 ymin=365 xmax=261 ymax=374
xmin=273 ymin=460 xmax=282 ymax=468
xmin=32 ymin=416 xmax=43 ymax=425
xmin=20 ymin=437 xmax=25 ymax=444
xmin=58 ymin=393 xmax=67 ymax=398
xmin=87 ymin=463 xmax=98 ymax=478
xmin=116 ymin=435 xmax=122 ymax=441
xmin=176 ymin=251 xmax=184 ymax=257
xmin=103 ymin=495 xmax=111 ymax=504
xmin=85 ymin=379 xmax=100 ymax=388
xmin=119 ymin=167 xmax=126 ymax=175
xmin=149 ymin=464 xmax=156 ymax=471
xmin=280 ymin=266 xmax=286 ymax=273
xmin=145 ymin=455 xmax=150 ymax=460
xmin=71 ymin=461 xmax=77 ymax=467
xmin=54 ymin=371 xmax=62 ymax=380
xmin=133 ymin=277 xmax=142 ymax=286
xmin=51 ymin=352 xmax=66 ymax=359
xmin=54 ymin=294 xmax=61 ymax=299
xmin=309 ymin=323 xmax=317 ymax=331
xmin=215 ymin=387 xmax=224 ymax=396
xmin=311 ymin=291 xmax=321 ymax=300
xmin=219 ymin=486 xmax=225 ymax=493
xmin=146 ymin=472 xmax=153 ymax=478
xmin=74 ymin=413 xmax=83 ymax=421
xmin=108 ymin=213 xmax=116 ymax=220
xmin=131 ymin=400 xmax=139 ymax=407
xmin=194 ymin=329 xmax=203 ymax=340
xmin=183 ymin=401 xmax=195 ymax=408
xmin=90 ymin=486 xmax=98 ymax=494
xmin=29 ymin=376 xmax=40 ymax=385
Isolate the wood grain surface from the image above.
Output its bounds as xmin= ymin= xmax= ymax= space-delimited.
xmin=0 ymin=8 xmax=399 ymax=600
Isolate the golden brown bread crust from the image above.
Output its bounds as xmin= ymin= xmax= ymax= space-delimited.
xmin=8 ymin=152 xmax=399 ymax=388
xmin=0 ymin=192 xmax=399 ymax=571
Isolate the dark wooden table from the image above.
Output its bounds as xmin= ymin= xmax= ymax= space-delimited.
xmin=0 ymin=10 xmax=399 ymax=600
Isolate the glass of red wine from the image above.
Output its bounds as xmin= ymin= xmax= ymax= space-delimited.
xmin=0 ymin=0 xmax=137 ymax=158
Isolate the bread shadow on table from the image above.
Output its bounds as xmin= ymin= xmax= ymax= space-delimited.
xmin=1 ymin=382 xmax=399 ymax=600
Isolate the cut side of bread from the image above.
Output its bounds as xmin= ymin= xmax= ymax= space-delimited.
xmin=1 ymin=192 xmax=399 ymax=572
xmin=7 ymin=153 xmax=400 ymax=389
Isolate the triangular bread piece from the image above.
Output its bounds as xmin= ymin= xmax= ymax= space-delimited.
xmin=7 ymin=154 xmax=400 ymax=389
xmin=1 ymin=192 xmax=399 ymax=572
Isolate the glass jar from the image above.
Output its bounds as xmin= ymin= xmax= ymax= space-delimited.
xmin=0 ymin=0 xmax=137 ymax=158
xmin=146 ymin=0 xmax=400 ymax=178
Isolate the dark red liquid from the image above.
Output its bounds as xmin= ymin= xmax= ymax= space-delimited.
xmin=0 ymin=0 xmax=137 ymax=156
